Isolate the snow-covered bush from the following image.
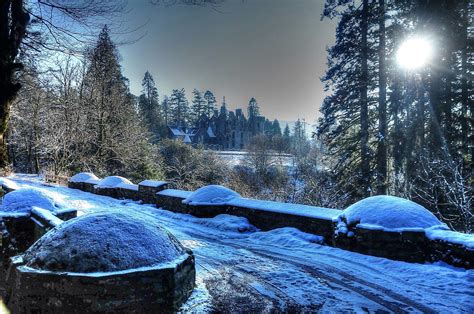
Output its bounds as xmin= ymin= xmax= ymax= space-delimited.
xmin=69 ymin=172 xmax=99 ymax=183
xmin=96 ymin=176 xmax=133 ymax=189
xmin=0 ymin=188 xmax=65 ymax=214
xmin=336 ymin=195 xmax=448 ymax=233
xmin=183 ymin=185 xmax=241 ymax=206
xmin=23 ymin=211 xmax=187 ymax=273
xmin=159 ymin=139 xmax=229 ymax=191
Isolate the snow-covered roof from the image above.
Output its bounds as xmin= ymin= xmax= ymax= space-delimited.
xmin=183 ymin=185 xmax=240 ymax=206
xmin=139 ymin=180 xmax=168 ymax=188
xmin=69 ymin=172 xmax=99 ymax=183
xmin=96 ymin=176 xmax=133 ymax=189
xmin=169 ymin=127 xmax=185 ymax=136
xmin=337 ymin=195 xmax=448 ymax=232
xmin=0 ymin=188 xmax=66 ymax=215
xmin=183 ymin=134 xmax=192 ymax=143
xmin=0 ymin=177 xmax=19 ymax=190
xmin=22 ymin=211 xmax=188 ymax=273
xmin=207 ymin=126 xmax=216 ymax=138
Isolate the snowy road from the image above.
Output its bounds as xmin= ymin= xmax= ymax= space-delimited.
xmin=8 ymin=176 xmax=474 ymax=313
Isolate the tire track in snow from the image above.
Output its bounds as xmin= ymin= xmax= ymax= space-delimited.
xmin=167 ymin=223 xmax=436 ymax=313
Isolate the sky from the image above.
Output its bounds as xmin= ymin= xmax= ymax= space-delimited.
xmin=119 ymin=0 xmax=338 ymax=126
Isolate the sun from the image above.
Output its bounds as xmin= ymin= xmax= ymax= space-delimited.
xmin=396 ymin=37 xmax=433 ymax=70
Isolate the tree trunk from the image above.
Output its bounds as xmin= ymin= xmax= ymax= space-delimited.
xmin=460 ymin=0 xmax=471 ymax=170
xmin=0 ymin=0 xmax=28 ymax=170
xmin=360 ymin=0 xmax=371 ymax=197
xmin=376 ymin=0 xmax=387 ymax=195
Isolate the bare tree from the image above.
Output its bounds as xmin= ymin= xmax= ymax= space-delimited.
xmin=407 ymin=153 xmax=473 ymax=233
xmin=0 ymin=0 xmax=128 ymax=170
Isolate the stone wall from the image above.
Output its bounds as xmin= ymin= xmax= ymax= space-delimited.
xmin=333 ymin=227 xmax=430 ymax=263
xmin=117 ymin=186 xmax=140 ymax=201
xmin=6 ymin=254 xmax=195 ymax=313
xmin=139 ymin=181 xmax=169 ymax=204
xmin=67 ymin=180 xmax=473 ymax=269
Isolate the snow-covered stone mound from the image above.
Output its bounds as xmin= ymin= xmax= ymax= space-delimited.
xmin=69 ymin=172 xmax=99 ymax=183
xmin=337 ymin=195 xmax=447 ymax=232
xmin=96 ymin=176 xmax=132 ymax=189
xmin=183 ymin=185 xmax=241 ymax=205
xmin=0 ymin=177 xmax=19 ymax=190
xmin=23 ymin=211 xmax=187 ymax=273
xmin=0 ymin=188 xmax=65 ymax=214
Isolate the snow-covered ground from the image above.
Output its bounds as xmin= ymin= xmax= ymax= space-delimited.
xmin=5 ymin=175 xmax=474 ymax=313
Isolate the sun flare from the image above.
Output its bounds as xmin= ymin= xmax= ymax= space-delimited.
xmin=396 ymin=37 xmax=433 ymax=70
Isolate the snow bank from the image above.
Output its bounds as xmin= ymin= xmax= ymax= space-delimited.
xmin=96 ymin=176 xmax=132 ymax=189
xmin=139 ymin=180 xmax=167 ymax=188
xmin=0 ymin=188 xmax=65 ymax=214
xmin=247 ymin=228 xmax=324 ymax=248
xmin=69 ymin=172 xmax=99 ymax=183
xmin=23 ymin=211 xmax=187 ymax=273
xmin=337 ymin=195 xmax=448 ymax=232
xmin=191 ymin=214 xmax=256 ymax=233
xmin=183 ymin=185 xmax=240 ymax=206
xmin=426 ymin=229 xmax=474 ymax=249
xmin=0 ymin=177 xmax=19 ymax=190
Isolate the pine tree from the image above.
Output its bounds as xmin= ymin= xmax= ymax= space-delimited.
xmin=283 ymin=124 xmax=291 ymax=152
xmin=161 ymin=96 xmax=170 ymax=125
xmin=190 ymin=89 xmax=206 ymax=127
xmin=376 ymin=0 xmax=387 ymax=195
xmin=264 ymin=119 xmax=273 ymax=137
xmin=82 ymin=25 xmax=153 ymax=175
xmin=272 ymin=119 xmax=282 ymax=137
xmin=138 ymin=71 xmax=161 ymax=138
xmin=169 ymin=88 xmax=189 ymax=127
xmin=203 ymin=90 xmax=217 ymax=119
xmin=318 ymin=1 xmax=377 ymax=201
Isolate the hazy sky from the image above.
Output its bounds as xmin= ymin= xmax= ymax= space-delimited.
xmin=120 ymin=0 xmax=337 ymax=124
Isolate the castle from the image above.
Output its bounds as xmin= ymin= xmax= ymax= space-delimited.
xmin=167 ymin=100 xmax=267 ymax=150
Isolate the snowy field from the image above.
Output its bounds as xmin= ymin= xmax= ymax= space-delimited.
xmin=210 ymin=150 xmax=296 ymax=168
xmin=5 ymin=175 xmax=474 ymax=313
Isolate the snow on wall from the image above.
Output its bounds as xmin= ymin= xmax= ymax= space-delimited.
xmin=0 ymin=177 xmax=19 ymax=190
xmin=23 ymin=211 xmax=187 ymax=273
xmin=228 ymin=198 xmax=340 ymax=220
xmin=31 ymin=207 xmax=63 ymax=227
xmin=158 ymin=189 xmax=193 ymax=199
xmin=139 ymin=180 xmax=167 ymax=188
xmin=337 ymin=195 xmax=448 ymax=232
xmin=85 ymin=178 xmax=101 ymax=185
xmin=96 ymin=176 xmax=133 ymax=189
xmin=183 ymin=185 xmax=241 ymax=206
xmin=0 ymin=188 xmax=66 ymax=214
xmin=116 ymin=183 xmax=139 ymax=191
xmin=426 ymin=229 xmax=474 ymax=250
xmin=69 ymin=172 xmax=99 ymax=183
